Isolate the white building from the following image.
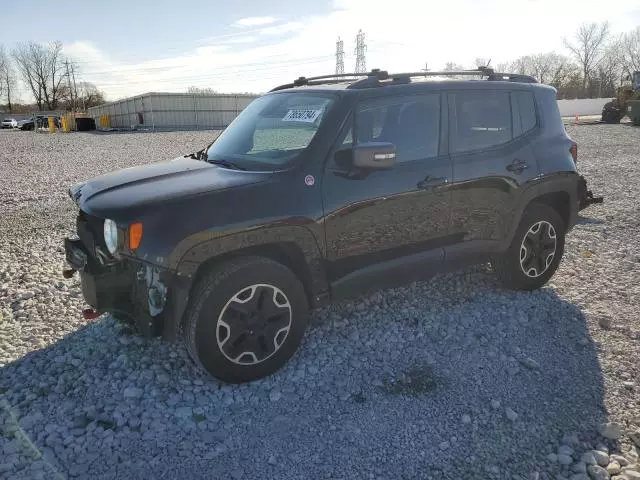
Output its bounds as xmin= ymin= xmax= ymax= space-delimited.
xmin=87 ymin=92 xmax=258 ymax=130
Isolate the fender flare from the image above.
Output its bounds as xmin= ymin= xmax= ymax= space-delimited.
xmin=500 ymin=173 xmax=579 ymax=250
xmin=162 ymin=224 xmax=328 ymax=341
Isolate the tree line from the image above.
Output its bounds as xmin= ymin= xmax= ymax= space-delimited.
xmin=2 ymin=23 xmax=638 ymax=111
xmin=0 ymin=41 xmax=106 ymax=113
xmin=445 ymin=23 xmax=639 ymax=99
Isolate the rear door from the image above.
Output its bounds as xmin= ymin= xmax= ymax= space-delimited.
xmin=447 ymin=88 xmax=539 ymax=257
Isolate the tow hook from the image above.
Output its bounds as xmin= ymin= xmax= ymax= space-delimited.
xmin=82 ymin=308 xmax=102 ymax=320
xmin=62 ymin=268 xmax=77 ymax=279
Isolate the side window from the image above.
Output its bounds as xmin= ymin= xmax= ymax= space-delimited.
xmin=514 ymin=91 xmax=537 ymax=134
xmin=452 ymin=91 xmax=512 ymax=153
xmin=356 ymin=94 xmax=440 ymax=162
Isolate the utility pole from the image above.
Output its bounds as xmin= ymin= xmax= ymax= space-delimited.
xmin=65 ymin=60 xmax=74 ymax=111
xmin=70 ymin=62 xmax=79 ymax=112
xmin=421 ymin=62 xmax=429 ymax=74
xmin=354 ymin=30 xmax=367 ymax=74
xmin=335 ymin=37 xmax=345 ymax=74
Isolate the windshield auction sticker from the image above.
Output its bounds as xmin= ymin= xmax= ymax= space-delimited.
xmin=282 ymin=108 xmax=322 ymax=123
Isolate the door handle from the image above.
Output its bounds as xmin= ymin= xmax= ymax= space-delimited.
xmin=506 ymin=159 xmax=529 ymax=174
xmin=417 ymin=176 xmax=448 ymax=190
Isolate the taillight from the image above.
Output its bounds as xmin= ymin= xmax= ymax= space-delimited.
xmin=570 ymin=143 xmax=577 ymax=164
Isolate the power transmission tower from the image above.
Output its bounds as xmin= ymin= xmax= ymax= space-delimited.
xmin=65 ymin=60 xmax=75 ymax=110
xmin=335 ymin=37 xmax=345 ymax=74
xmin=354 ymin=30 xmax=367 ymax=73
xmin=70 ymin=63 xmax=79 ymax=111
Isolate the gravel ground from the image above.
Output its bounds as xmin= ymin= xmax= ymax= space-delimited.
xmin=0 ymin=126 xmax=639 ymax=480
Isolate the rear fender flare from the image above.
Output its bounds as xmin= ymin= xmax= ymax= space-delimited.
xmin=500 ymin=173 xmax=579 ymax=250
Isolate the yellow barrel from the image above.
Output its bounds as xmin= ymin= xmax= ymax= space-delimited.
xmin=61 ymin=116 xmax=70 ymax=132
xmin=48 ymin=116 xmax=56 ymax=133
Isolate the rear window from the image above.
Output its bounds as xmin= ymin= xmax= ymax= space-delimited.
xmin=451 ymin=91 xmax=512 ymax=153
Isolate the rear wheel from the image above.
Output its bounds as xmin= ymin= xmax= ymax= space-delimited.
xmin=183 ymin=256 xmax=308 ymax=383
xmin=492 ymin=203 xmax=565 ymax=290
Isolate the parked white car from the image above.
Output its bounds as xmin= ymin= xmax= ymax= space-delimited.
xmin=1 ymin=118 xmax=18 ymax=129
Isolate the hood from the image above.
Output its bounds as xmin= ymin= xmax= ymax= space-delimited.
xmin=70 ymin=156 xmax=269 ymax=219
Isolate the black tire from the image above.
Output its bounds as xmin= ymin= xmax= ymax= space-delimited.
xmin=492 ymin=203 xmax=565 ymax=291
xmin=183 ymin=256 xmax=309 ymax=383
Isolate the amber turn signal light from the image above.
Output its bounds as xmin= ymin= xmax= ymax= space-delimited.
xmin=128 ymin=222 xmax=143 ymax=250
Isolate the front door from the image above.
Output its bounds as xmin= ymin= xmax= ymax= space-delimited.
xmin=322 ymin=92 xmax=453 ymax=292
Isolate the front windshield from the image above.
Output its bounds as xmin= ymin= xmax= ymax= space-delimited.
xmin=206 ymin=92 xmax=335 ymax=169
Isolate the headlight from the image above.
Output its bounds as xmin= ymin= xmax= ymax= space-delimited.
xmin=103 ymin=219 xmax=118 ymax=254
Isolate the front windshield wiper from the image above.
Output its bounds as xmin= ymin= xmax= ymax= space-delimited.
xmin=207 ymin=159 xmax=247 ymax=170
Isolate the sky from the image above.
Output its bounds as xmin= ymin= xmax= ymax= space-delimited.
xmin=3 ymin=0 xmax=640 ymax=102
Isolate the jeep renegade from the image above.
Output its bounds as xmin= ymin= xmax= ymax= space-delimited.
xmin=64 ymin=68 xmax=601 ymax=383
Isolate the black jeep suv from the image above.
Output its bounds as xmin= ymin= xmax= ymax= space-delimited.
xmin=64 ymin=68 xmax=601 ymax=383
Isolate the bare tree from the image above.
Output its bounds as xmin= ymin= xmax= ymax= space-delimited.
xmin=564 ymin=22 xmax=610 ymax=91
xmin=473 ymin=57 xmax=491 ymax=68
xmin=620 ymin=26 xmax=640 ymax=80
xmin=504 ymin=53 xmax=570 ymax=86
xmin=187 ymin=86 xmax=217 ymax=95
xmin=78 ymin=82 xmax=105 ymax=109
xmin=595 ymin=40 xmax=625 ymax=96
xmin=443 ymin=62 xmax=465 ymax=71
xmin=12 ymin=41 xmax=67 ymax=110
xmin=0 ymin=45 xmax=17 ymax=112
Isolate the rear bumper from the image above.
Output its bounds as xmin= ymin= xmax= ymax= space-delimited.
xmin=64 ymin=237 xmax=190 ymax=340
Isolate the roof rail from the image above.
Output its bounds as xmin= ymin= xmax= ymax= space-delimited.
xmin=270 ymin=68 xmax=537 ymax=91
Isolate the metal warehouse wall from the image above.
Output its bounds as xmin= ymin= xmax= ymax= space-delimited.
xmin=87 ymin=93 xmax=258 ymax=130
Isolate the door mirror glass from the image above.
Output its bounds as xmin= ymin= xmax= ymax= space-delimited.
xmin=334 ymin=142 xmax=396 ymax=170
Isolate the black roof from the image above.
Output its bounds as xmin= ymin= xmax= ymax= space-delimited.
xmin=270 ymin=67 xmax=538 ymax=92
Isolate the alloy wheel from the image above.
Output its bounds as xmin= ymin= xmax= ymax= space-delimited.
xmin=216 ymin=284 xmax=292 ymax=365
xmin=519 ymin=220 xmax=557 ymax=278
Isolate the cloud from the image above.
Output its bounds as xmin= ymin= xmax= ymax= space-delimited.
xmin=225 ymin=36 xmax=258 ymax=44
xmin=259 ymin=22 xmax=304 ymax=36
xmin=235 ymin=16 xmax=277 ymax=27
xmin=57 ymin=0 xmax=640 ymax=101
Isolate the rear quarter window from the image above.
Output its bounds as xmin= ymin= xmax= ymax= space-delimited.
xmin=513 ymin=91 xmax=537 ymax=134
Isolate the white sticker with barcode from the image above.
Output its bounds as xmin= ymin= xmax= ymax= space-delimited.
xmin=282 ymin=108 xmax=322 ymax=123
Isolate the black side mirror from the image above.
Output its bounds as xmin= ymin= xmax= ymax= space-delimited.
xmin=334 ymin=142 xmax=396 ymax=171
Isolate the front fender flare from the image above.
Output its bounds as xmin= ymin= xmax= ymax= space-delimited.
xmin=174 ymin=223 xmax=327 ymax=294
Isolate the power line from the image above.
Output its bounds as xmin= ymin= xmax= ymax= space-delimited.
xmin=354 ymin=30 xmax=367 ymax=73
xmin=335 ymin=37 xmax=344 ymax=74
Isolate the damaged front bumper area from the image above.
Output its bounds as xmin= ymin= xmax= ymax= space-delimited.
xmin=64 ymin=236 xmax=189 ymax=340
xmin=578 ymin=175 xmax=603 ymax=211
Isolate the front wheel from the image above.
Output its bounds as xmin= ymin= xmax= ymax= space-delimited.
xmin=183 ymin=256 xmax=309 ymax=383
xmin=492 ymin=203 xmax=565 ymax=290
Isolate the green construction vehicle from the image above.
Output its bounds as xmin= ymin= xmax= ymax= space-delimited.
xmin=601 ymin=71 xmax=640 ymax=125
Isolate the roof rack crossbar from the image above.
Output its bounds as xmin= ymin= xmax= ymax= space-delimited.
xmin=270 ymin=72 xmax=377 ymax=92
xmin=270 ymin=68 xmax=537 ymax=91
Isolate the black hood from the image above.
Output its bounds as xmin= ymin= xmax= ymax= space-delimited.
xmin=70 ymin=156 xmax=269 ymax=220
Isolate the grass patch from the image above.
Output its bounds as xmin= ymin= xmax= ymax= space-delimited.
xmin=96 ymin=419 xmax=116 ymax=431
xmin=192 ymin=413 xmax=207 ymax=423
xmin=351 ymin=391 xmax=367 ymax=404
xmin=580 ymin=249 xmax=596 ymax=258
xmin=379 ymin=366 xmax=438 ymax=397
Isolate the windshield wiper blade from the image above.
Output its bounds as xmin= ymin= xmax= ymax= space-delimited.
xmin=207 ymin=159 xmax=247 ymax=170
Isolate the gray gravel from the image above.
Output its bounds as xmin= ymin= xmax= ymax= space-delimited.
xmin=1 ymin=125 xmax=639 ymax=479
